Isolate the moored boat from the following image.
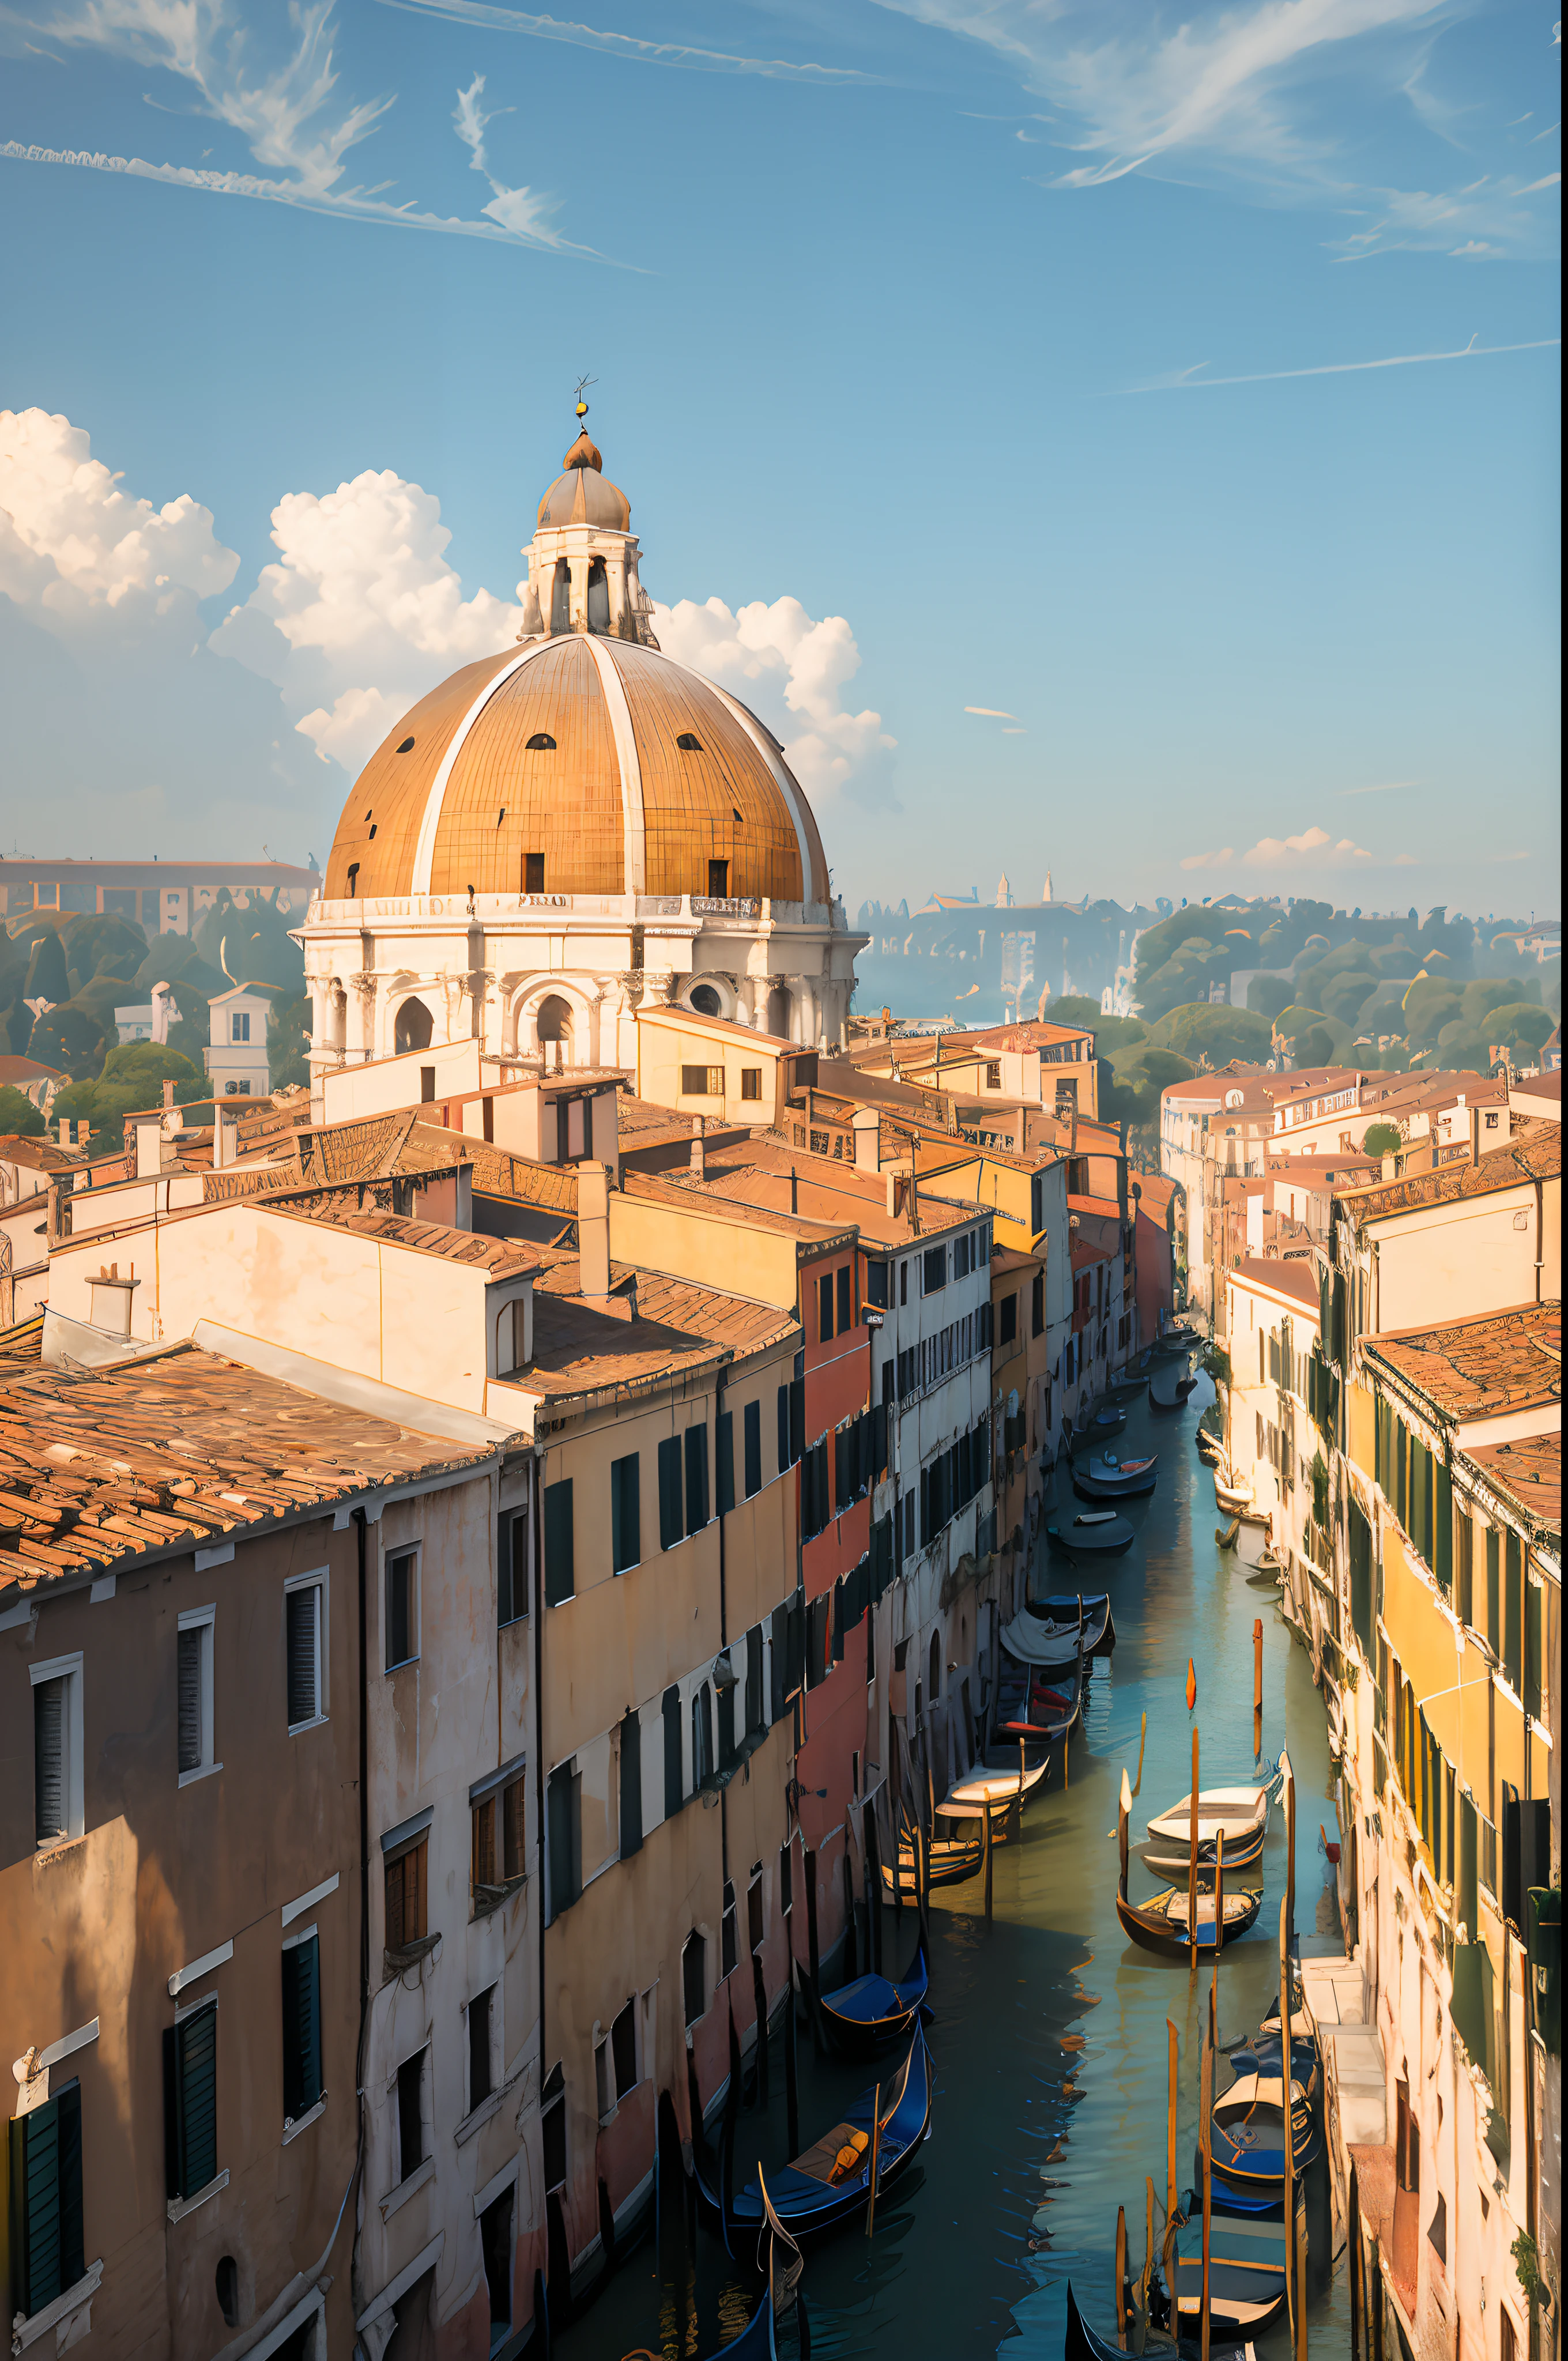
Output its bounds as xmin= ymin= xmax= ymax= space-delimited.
xmin=817 ymin=1934 xmax=930 ymax=2060
xmin=1116 ymin=1770 xmax=1262 ymax=1959
xmin=1046 ymin=1514 xmax=1135 ymax=1559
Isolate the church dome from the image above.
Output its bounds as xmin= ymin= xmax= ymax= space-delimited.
xmin=322 ymin=632 xmax=830 ymax=905
xmin=535 ymin=427 xmax=632 ymax=531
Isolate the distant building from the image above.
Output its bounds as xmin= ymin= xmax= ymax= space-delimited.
xmin=0 ymin=1054 xmax=66 ymax=1112
xmin=112 ymin=982 xmax=176 ymax=1046
xmin=206 ymin=985 xmax=273 ymax=1096
xmin=0 ymin=858 xmax=318 ymax=934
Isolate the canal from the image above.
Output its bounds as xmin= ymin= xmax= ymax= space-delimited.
xmin=559 ymin=1373 xmax=1354 ymax=2360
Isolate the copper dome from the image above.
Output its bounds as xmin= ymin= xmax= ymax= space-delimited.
xmin=323 ymin=633 xmax=830 ymax=904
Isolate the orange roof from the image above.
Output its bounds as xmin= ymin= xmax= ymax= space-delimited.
xmin=526 ymin=1261 xmax=798 ymax=1400
xmin=1369 ymin=1303 xmax=1561 ymax=1424
xmin=0 ymin=1057 xmax=66 ymax=1087
xmin=1464 ymin=1432 xmax=1561 ymax=1535
xmin=1340 ymin=1129 xmax=1560 ymax=1220
xmin=275 ymin=1203 xmax=543 ymax=1281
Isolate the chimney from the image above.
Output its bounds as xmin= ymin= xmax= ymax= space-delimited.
xmin=1381 ymin=1153 xmax=1397 ymax=1182
xmin=162 ymin=1079 xmax=175 ymax=1111
xmin=1470 ymin=1104 xmax=1481 ymax=1166
xmin=88 ymin=1261 xmax=138 ymax=1338
xmin=690 ymin=1115 xmax=706 ymax=1180
xmin=578 ymin=1159 xmax=610 ymax=1297
xmin=134 ymin=1119 xmax=161 ymax=1180
xmin=851 ymin=1106 xmax=879 ymax=1174
xmin=213 ymin=1108 xmax=238 ymax=1171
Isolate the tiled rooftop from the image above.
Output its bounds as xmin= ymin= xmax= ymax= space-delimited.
xmin=1464 ymin=1431 xmax=1561 ymax=1536
xmin=273 ymin=1202 xmax=543 ymax=1280
xmin=623 ymin=1161 xmax=861 ymax=1246
xmin=1369 ymin=1302 xmax=1562 ymax=1424
xmin=1231 ymin=1256 xmax=1322 ymax=1311
xmin=689 ymin=1140 xmax=977 ymax=1245
xmin=526 ymin=1259 xmax=798 ymax=1398
xmin=0 ymin=1345 xmax=491 ymax=1601
xmin=1339 ymin=1129 xmax=1561 ymax=1220
xmin=0 ymin=1133 xmax=86 ymax=1173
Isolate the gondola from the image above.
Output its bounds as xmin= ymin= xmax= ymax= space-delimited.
xmin=1196 ymin=1428 xmax=1226 ymax=1466
xmin=1003 ymin=1602 xmax=1101 ymax=1666
xmin=1169 ymin=2198 xmax=1297 ymax=2339
xmin=1064 ymin=2280 xmax=1254 ymax=2361
xmin=1214 ymin=1473 xmax=1254 ymax=1514
xmin=943 ymin=1747 xmax=1051 ymax=1827
xmin=1046 ymin=1514 xmax=1135 ymax=1559
xmin=1147 ymin=1770 xmax=1277 ymax=1855
xmin=1149 ymin=1360 xmax=1195 ymax=1411
xmin=1090 ymin=1404 xmax=1126 ymax=1435
xmin=1138 ymin=1826 xmax=1265 ymax=1877
xmin=1156 ymin=1322 xmax=1200 ymax=1349
xmin=880 ymin=1820 xmax=983 ymax=1898
xmin=696 ymin=2029 xmax=933 ymax=2251
xmin=708 ymin=2172 xmax=811 ymax=2359
xmin=1222 ymin=2023 xmax=1322 ymax=2111
xmin=1073 ymin=1450 xmax=1158 ymax=1502
xmin=817 ymin=1934 xmax=930 ymax=2060
xmin=994 ymin=1642 xmax=1083 ymax=1744
xmin=1030 ymin=1591 xmax=1117 ymax=1654
xmin=1209 ymin=2072 xmax=1321 ymax=2199
xmin=1116 ymin=1771 xmax=1262 ymax=1959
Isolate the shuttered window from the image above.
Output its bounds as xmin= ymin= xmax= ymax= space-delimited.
xmin=744 ymin=1622 xmax=765 ymax=1737
xmin=619 ymin=1710 xmax=643 ymax=1859
xmin=163 ymin=2002 xmax=218 ymax=2202
xmin=177 ymin=1628 xmax=203 ymax=1774
xmin=281 ymin=1934 xmax=323 ymax=2123
xmin=1503 ymin=1532 xmax=1523 ymax=1694
xmin=610 ymin=1454 xmax=640 ymax=1574
xmin=384 ymin=1838 xmax=428 ymax=1952
xmin=744 ymin=1400 xmax=762 ymax=1499
xmin=543 ymin=1479 xmax=574 ymax=1605
xmin=662 ymin=1685 xmax=684 ymax=1817
xmin=34 ymin=1676 xmax=66 ymax=1846
xmin=8 ymin=2083 xmax=84 ymax=2319
xmin=547 ymin=1763 xmax=582 ymax=1917
xmin=385 ymin=1549 xmax=417 ymax=1669
xmin=497 ymin=1502 xmax=529 ymax=1626
xmin=285 ymin=1583 xmax=321 ymax=1728
xmin=503 ymin=1771 xmax=527 ymax=1880
xmin=658 ymin=1438 xmax=684 ymax=1550
xmin=684 ymin=1424 xmax=710 ymax=1534
xmin=716 ymin=1412 xmax=736 ymax=1517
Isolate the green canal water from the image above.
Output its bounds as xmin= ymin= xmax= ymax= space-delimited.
xmin=559 ymin=1374 xmax=1355 ymax=2360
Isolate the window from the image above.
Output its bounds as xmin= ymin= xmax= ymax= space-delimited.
xmin=281 ymin=1932 xmax=323 ymax=2125
xmin=744 ymin=1621 xmax=765 ymax=1738
xmin=610 ymin=1454 xmax=640 ymax=1574
xmin=682 ymin=1930 xmax=707 ymax=2027
xmin=818 ymin=1271 xmax=835 ymax=1341
xmin=8 ymin=2083 xmax=84 ymax=2319
xmin=867 ymin=1258 xmax=889 ymax=1309
xmin=985 ymin=1059 xmax=1002 ymax=1088
xmin=716 ymin=1411 xmax=736 ymax=1517
xmin=479 ymin=2186 xmax=514 ymax=2347
xmin=777 ymin=1374 xmax=804 ymax=1472
xmin=619 ymin=1707 xmax=643 ymax=1858
xmin=547 ymin=1761 xmax=582 ymax=1918
xmin=922 ymin=1245 xmax=947 ymax=1295
xmin=684 ymin=1422 xmax=710 ymax=1535
xmin=610 ymin=1998 xmax=637 ymax=2099
xmin=525 ymin=852 xmax=546 ymax=892
xmin=743 ymin=1399 xmax=762 ymax=1499
xmin=680 ymin=1064 xmax=724 ymax=1097
xmin=497 ymin=1503 xmax=529 ymax=1627
xmin=836 ymin=1266 xmax=851 ymax=1333
xmin=468 ymin=1985 xmax=495 ymax=2113
xmin=421 ymin=1064 xmax=436 ymax=1103
xmin=175 ymin=1617 xmax=213 ymax=1781
xmin=692 ymin=1684 xmax=714 ymax=1789
xmin=1000 ymin=1293 xmax=1017 ymax=1344
xmin=899 ymin=1259 xmax=909 ymax=1306
xmin=285 ymin=1576 xmax=325 ymax=1729
xmin=1457 ymin=1512 xmax=1474 ymax=1629
xmin=164 ymin=2002 xmax=218 ymax=2204
xmin=384 ymin=1832 xmax=428 ymax=1955
xmin=385 ymin=1548 xmax=418 ymax=1670
xmin=1031 ymin=1272 xmax=1045 ymax=1337
xmin=707 ymin=859 xmax=729 ymax=897
xmin=721 ymin=1880 xmax=738 ymax=1981
xmin=231 ymin=1012 xmax=250 ymax=1043
xmin=662 ymin=1685 xmax=684 ymax=1817
xmin=32 ymin=1655 xmax=83 ymax=1850
xmin=396 ymin=2049 xmax=425 ymax=2183
xmin=658 ymin=1436 xmax=684 ymax=1549
xmin=544 ymin=1479 xmax=574 ymax=1605
xmin=740 ymin=1068 xmax=762 ymax=1101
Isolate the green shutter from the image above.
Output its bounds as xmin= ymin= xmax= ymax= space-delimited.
xmin=1486 ymin=1529 xmax=1501 ymax=1654
xmin=282 ymin=1936 xmax=323 ymax=2122
xmin=715 ymin=1412 xmax=735 ymax=1517
xmin=543 ymin=1479 xmax=574 ymax=1605
xmin=1503 ymin=1533 xmax=1522 ymax=1692
xmin=9 ymin=2085 xmax=83 ymax=2317
xmin=657 ymin=1438 xmax=683 ymax=1551
xmin=169 ymin=2004 xmax=217 ymax=2200
xmin=1525 ymin=1579 xmax=1542 ymax=1722
xmin=1458 ymin=1788 xmax=1477 ymax=1933
xmin=1394 ymin=1419 xmax=1407 ymax=1526
xmin=1434 ymin=1459 xmax=1453 ymax=1592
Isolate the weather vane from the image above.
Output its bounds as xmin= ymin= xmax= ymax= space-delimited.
xmin=574 ymin=373 xmax=597 ymax=423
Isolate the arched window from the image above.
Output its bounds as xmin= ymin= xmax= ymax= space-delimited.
xmin=928 ymin=1630 xmax=941 ymax=1703
xmin=689 ymin=985 xmax=722 ymax=1018
xmin=395 ymin=997 xmax=433 ymax=1055
xmin=526 ymin=734 xmax=556 ymax=752
xmin=535 ymin=994 xmax=574 ymax=1047
xmin=587 ymin=558 xmax=609 ymax=633
xmin=550 ymin=561 xmax=570 ymax=635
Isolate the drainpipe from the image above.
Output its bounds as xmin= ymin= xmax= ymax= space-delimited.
xmin=534 ymin=1444 xmax=546 ymax=2151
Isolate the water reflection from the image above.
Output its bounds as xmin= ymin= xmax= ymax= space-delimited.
xmin=559 ymin=1377 xmax=1351 ymax=2360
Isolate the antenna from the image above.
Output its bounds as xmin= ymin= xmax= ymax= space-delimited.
xmin=574 ymin=373 xmax=597 ymax=421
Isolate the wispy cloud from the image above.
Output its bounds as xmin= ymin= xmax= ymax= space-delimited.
xmin=3 ymin=0 xmax=602 ymax=252
xmin=1181 ymin=823 xmax=1400 ymax=872
xmin=964 ymin=704 xmax=1018 ymax=718
xmin=378 ymin=0 xmax=874 ymax=81
xmin=1121 ymin=335 xmax=1559 ymax=393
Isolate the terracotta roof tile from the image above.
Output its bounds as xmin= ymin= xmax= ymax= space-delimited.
xmin=1464 ymin=1431 xmax=1561 ymax=1534
xmin=1369 ymin=1303 xmax=1561 ymax=1424
xmin=1340 ymin=1130 xmax=1561 ymax=1220
xmin=273 ymin=1202 xmax=543 ymax=1280
xmin=525 ymin=1259 xmax=798 ymax=1398
xmin=0 ymin=1345 xmax=491 ymax=1603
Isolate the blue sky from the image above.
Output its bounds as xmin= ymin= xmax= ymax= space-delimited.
xmin=0 ymin=0 xmax=1559 ymax=919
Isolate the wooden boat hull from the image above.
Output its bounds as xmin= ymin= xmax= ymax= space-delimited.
xmin=1209 ymin=2088 xmax=1321 ymax=2194
xmin=1046 ymin=1519 xmax=1134 ymax=1557
xmin=1115 ymin=1884 xmax=1263 ymax=1960
xmin=879 ymin=1830 xmax=983 ymax=1897
xmin=696 ymin=2032 xmax=933 ymax=2249
xmin=1171 ymin=2208 xmax=1294 ymax=2337
xmin=817 ymin=1938 xmax=930 ymax=2060
xmin=1139 ymin=1828 xmax=1265 ymax=1877
xmin=1147 ymin=1783 xmax=1273 ymax=1853
xmin=1074 ymin=1468 xmax=1157 ymax=1500
xmin=1031 ymin=1593 xmax=1117 ymax=1655
xmin=1064 ymin=2280 xmax=1253 ymax=2361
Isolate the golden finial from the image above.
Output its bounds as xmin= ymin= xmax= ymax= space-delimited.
xmin=574 ymin=372 xmax=597 ymax=422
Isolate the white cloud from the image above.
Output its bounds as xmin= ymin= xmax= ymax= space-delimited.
xmin=0 ymin=405 xmax=239 ymax=628
xmin=210 ymin=468 xmax=525 ymax=768
xmin=1180 ymin=846 xmax=1235 ymax=870
xmin=650 ymin=594 xmax=897 ymax=806
xmin=964 ymin=704 xmax=1018 ymax=718
xmin=1241 ymin=825 xmax=1370 ymax=865
xmin=378 ymin=0 xmax=873 ymax=81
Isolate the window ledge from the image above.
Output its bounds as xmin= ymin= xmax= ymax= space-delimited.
xmin=455 ymin=2090 xmax=503 ymax=2148
xmin=13 ymin=2260 xmax=103 ymax=2351
xmin=288 ymin=1712 xmax=329 ymax=1738
xmin=178 ymin=1759 xmax=224 ymax=1790
xmin=383 ymin=1933 xmax=442 ymax=1982
xmin=380 ymin=2155 xmax=436 ymax=2222
xmin=168 ymin=2169 xmax=228 ymax=2223
xmin=472 ymin=1875 xmax=527 ymax=1918
xmin=282 ymin=2093 xmax=327 ymax=2145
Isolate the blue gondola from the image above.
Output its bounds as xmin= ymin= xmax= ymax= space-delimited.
xmin=696 ymin=2029 xmax=933 ymax=2253
xmin=1064 ymin=2279 xmax=1254 ymax=2361
xmin=817 ymin=1936 xmax=930 ymax=2060
xmin=708 ymin=2170 xmax=812 ymax=2359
